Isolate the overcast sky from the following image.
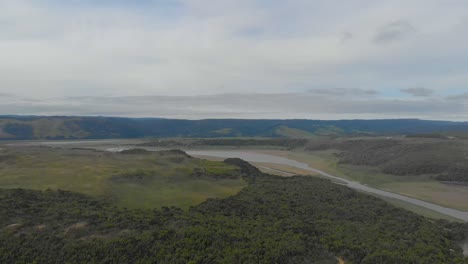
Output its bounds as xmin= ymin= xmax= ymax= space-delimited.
xmin=0 ymin=0 xmax=467 ymax=120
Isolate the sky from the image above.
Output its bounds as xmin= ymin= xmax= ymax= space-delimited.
xmin=0 ymin=0 xmax=467 ymax=120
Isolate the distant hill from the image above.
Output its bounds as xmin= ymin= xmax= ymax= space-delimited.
xmin=0 ymin=115 xmax=468 ymax=139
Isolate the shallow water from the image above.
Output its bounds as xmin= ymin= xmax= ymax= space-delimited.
xmin=4 ymin=141 xmax=468 ymax=222
xmin=462 ymin=242 xmax=468 ymax=256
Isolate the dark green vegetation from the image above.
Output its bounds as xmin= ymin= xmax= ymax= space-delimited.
xmin=1 ymin=143 xmax=468 ymax=262
xmin=140 ymin=137 xmax=468 ymax=210
xmin=304 ymin=137 xmax=468 ymax=183
xmin=1 ymin=115 xmax=468 ymax=139
xmin=144 ymin=136 xmax=468 ymax=184
xmin=1 ymin=160 xmax=467 ymax=263
xmin=437 ymin=168 xmax=468 ymax=183
xmin=0 ymin=147 xmax=246 ymax=209
xmin=140 ymin=138 xmax=309 ymax=148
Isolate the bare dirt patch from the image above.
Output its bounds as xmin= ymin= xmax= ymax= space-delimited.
xmin=253 ymin=162 xmax=316 ymax=176
xmin=35 ymin=224 xmax=46 ymax=231
xmin=4 ymin=223 xmax=21 ymax=231
xmin=64 ymin=222 xmax=87 ymax=235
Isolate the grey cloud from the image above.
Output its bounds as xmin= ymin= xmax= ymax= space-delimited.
xmin=340 ymin=31 xmax=353 ymax=44
xmin=1 ymin=1 xmax=468 ymax=101
xmin=446 ymin=92 xmax=468 ymax=100
xmin=307 ymin=88 xmax=377 ymax=96
xmin=374 ymin=20 xmax=416 ymax=44
xmin=1 ymin=1 xmax=468 ymax=121
xmin=400 ymin=87 xmax=434 ymax=97
xmin=0 ymin=93 xmax=465 ymax=121
xmin=0 ymin=93 xmax=15 ymax=97
xmin=236 ymin=27 xmax=265 ymax=38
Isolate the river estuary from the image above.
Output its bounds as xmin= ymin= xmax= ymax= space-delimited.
xmin=185 ymin=150 xmax=468 ymax=222
xmin=5 ymin=140 xmax=468 ymax=223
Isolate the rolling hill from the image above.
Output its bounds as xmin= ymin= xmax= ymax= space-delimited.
xmin=1 ymin=115 xmax=468 ymax=139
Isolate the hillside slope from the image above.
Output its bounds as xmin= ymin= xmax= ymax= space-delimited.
xmin=0 ymin=147 xmax=246 ymax=209
xmin=1 ymin=172 xmax=467 ymax=263
xmin=1 ymin=116 xmax=468 ymax=139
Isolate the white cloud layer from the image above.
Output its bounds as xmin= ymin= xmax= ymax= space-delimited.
xmin=0 ymin=93 xmax=466 ymax=121
xmin=0 ymin=0 xmax=467 ymax=119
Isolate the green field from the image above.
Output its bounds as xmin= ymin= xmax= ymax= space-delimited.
xmin=1 ymin=141 xmax=467 ymax=263
xmin=2 ymin=172 xmax=466 ymax=263
xmin=134 ymin=136 xmax=468 ymax=213
xmin=378 ymin=196 xmax=463 ymax=222
xmin=253 ymin=149 xmax=468 ymax=212
xmin=0 ymin=146 xmax=246 ymax=209
xmin=98 ymin=136 xmax=468 ymax=214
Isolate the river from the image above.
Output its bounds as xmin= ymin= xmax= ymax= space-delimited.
xmin=4 ymin=140 xmax=468 ymax=222
xmin=463 ymin=242 xmax=468 ymax=256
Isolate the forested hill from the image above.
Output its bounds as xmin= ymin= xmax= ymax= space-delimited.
xmin=1 ymin=115 xmax=468 ymax=139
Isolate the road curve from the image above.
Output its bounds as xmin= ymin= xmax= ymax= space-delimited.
xmin=187 ymin=150 xmax=468 ymax=222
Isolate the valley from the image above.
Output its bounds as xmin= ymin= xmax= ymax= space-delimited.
xmin=6 ymin=137 xmax=468 ymax=221
xmin=2 ymin=137 xmax=468 ymax=262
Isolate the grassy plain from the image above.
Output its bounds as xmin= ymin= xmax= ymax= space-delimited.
xmin=0 ymin=146 xmax=246 ymax=209
xmin=377 ymin=196 xmax=463 ymax=222
xmin=111 ymin=177 xmax=246 ymax=209
xmin=251 ymin=149 xmax=468 ymax=212
xmin=188 ymin=144 xmax=468 ymax=217
xmin=4 ymin=137 xmax=468 ymax=218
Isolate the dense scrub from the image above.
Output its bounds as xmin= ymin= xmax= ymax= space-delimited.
xmin=141 ymin=136 xmax=468 ymax=182
xmin=167 ymin=136 xmax=468 ymax=183
xmin=140 ymin=138 xmax=309 ymax=149
xmin=437 ymin=167 xmax=468 ymax=183
xmin=3 ymin=123 xmax=34 ymax=139
xmin=305 ymin=138 xmax=468 ymax=182
xmin=0 ymin=163 xmax=467 ymax=263
xmin=334 ymin=140 xmax=460 ymax=175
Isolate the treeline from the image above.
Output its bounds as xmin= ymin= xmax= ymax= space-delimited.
xmin=334 ymin=140 xmax=457 ymax=175
xmin=437 ymin=167 xmax=468 ymax=183
xmin=140 ymin=138 xmax=309 ymax=148
xmin=405 ymin=133 xmax=451 ymax=139
xmin=2 ymin=116 xmax=468 ymax=140
xmin=306 ymin=138 xmax=468 ymax=182
xmin=142 ymin=137 xmax=468 ymax=183
xmin=141 ymin=137 xmax=468 ymax=182
xmin=0 ymin=162 xmax=467 ymax=263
